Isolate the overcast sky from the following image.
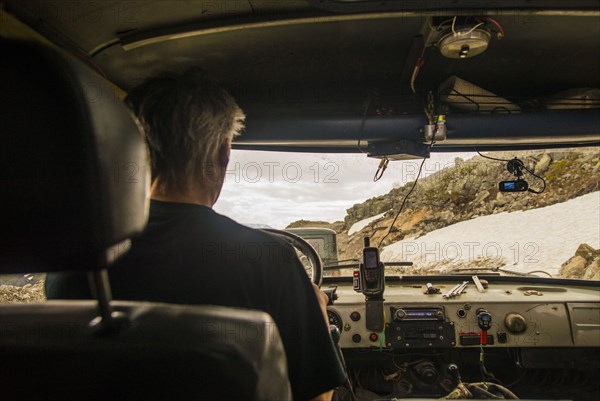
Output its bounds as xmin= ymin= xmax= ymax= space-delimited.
xmin=214 ymin=150 xmax=474 ymax=229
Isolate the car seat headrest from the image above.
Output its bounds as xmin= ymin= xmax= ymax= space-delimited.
xmin=0 ymin=39 xmax=150 ymax=274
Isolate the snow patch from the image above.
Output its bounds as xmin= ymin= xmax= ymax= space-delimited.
xmin=348 ymin=212 xmax=388 ymax=236
xmin=381 ymin=192 xmax=600 ymax=275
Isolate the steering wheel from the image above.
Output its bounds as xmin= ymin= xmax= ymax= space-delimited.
xmin=261 ymin=228 xmax=323 ymax=287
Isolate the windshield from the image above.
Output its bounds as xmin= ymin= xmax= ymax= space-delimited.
xmin=216 ymin=147 xmax=600 ymax=280
xmin=1 ymin=147 xmax=598 ymax=303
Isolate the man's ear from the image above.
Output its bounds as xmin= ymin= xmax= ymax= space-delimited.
xmin=218 ymin=139 xmax=231 ymax=169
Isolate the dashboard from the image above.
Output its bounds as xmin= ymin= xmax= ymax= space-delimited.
xmin=326 ymin=277 xmax=600 ymax=349
xmin=322 ymin=275 xmax=600 ymax=399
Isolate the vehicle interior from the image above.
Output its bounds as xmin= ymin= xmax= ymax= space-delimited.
xmin=1 ymin=1 xmax=599 ymax=400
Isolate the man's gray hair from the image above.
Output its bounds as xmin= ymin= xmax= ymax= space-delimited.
xmin=126 ymin=68 xmax=245 ymax=192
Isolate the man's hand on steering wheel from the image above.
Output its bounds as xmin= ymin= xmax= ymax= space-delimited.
xmin=312 ymin=282 xmax=330 ymax=328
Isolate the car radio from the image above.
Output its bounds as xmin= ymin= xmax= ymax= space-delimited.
xmin=385 ymin=306 xmax=456 ymax=348
xmin=392 ymin=306 xmax=445 ymax=321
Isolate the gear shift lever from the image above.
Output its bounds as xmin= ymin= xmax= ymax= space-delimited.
xmin=329 ymin=326 xmax=357 ymax=401
xmin=330 ymin=325 xmax=341 ymax=344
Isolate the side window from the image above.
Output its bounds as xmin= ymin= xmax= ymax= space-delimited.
xmin=0 ymin=273 xmax=46 ymax=304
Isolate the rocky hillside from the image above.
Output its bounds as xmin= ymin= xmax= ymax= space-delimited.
xmin=0 ymin=282 xmax=45 ymax=303
xmin=287 ymin=148 xmax=600 ymax=274
xmin=559 ymin=243 xmax=600 ymax=280
xmin=0 ymin=274 xmax=46 ymax=304
xmin=286 ymin=219 xmax=345 ymax=232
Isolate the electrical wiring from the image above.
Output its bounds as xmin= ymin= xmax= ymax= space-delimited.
xmin=376 ymin=155 xmax=427 ymax=249
xmin=520 ymin=163 xmax=547 ymax=194
xmin=391 ymin=357 xmax=406 ymax=371
xmin=424 ymin=91 xmax=435 ymax=124
xmin=414 ymin=16 xmax=500 ymax=95
xmin=373 ymin=158 xmax=389 ymax=182
xmin=440 ymin=92 xmax=515 ymax=114
xmin=484 ymin=17 xmax=505 ymax=39
xmin=448 ymin=88 xmax=482 ymax=112
xmin=463 ymin=22 xmax=485 ymax=35
xmin=423 ymin=105 xmax=434 ymax=124
xmin=427 ymin=18 xmax=436 ymax=31
xmin=527 ymin=269 xmax=553 ymax=278
xmin=479 ymin=344 xmax=494 ymax=383
xmin=428 ymin=17 xmax=454 ymax=32
xmin=410 ymin=47 xmax=428 ymax=94
xmin=476 ymin=150 xmax=512 ymax=163
xmin=450 ymin=16 xmax=504 ymax=38
xmin=436 ymin=18 xmax=455 ymax=30
xmin=476 ymin=150 xmax=547 ymax=194
xmin=376 ymin=130 xmax=436 ymax=249
xmin=357 ymin=95 xmax=374 ymax=153
xmin=491 ymin=106 xmax=512 ymax=114
xmin=461 ymin=382 xmax=519 ymax=399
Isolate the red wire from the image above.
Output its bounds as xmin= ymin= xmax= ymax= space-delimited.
xmin=485 ymin=17 xmax=505 ymax=39
xmin=410 ymin=47 xmax=428 ymax=93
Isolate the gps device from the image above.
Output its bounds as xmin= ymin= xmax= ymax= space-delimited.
xmin=360 ymin=239 xmax=385 ymax=297
xmin=358 ymin=238 xmax=385 ymax=331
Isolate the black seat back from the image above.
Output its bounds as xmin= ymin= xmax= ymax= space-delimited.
xmin=1 ymin=301 xmax=290 ymax=400
xmin=0 ymin=39 xmax=291 ymax=401
xmin=0 ymin=40 xmax=149 ymax=272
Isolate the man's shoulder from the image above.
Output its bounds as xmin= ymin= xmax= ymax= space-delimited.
xmin=150 ymin=206 xmax=297 ymax=267
xmin=198 ymin=211 xmax=290 ymax=248
xmin=150 ymin=201 xmax=285 ymax=245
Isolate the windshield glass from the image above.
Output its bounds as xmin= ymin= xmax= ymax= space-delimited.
xmin=2 ymin=147 xmax=598 ymax=304
xmin=216 ymin=147 xmax=600 ymax=280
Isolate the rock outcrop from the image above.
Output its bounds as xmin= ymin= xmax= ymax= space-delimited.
xmin=287 ymin=148 xmax=600 ymax=273
xmin=559 ymin=244 xmax=600 ymax=280
xmin=0 ymin=282 xmax=46 ymax=303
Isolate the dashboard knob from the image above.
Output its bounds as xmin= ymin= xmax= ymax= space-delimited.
xmin=395 ymin=309 xmax=406 ymax=320
xmin=504 ymin=312 xmax=527 ymax=334
xmin=413 ymin=360 xmax=438 ymax=384
xmin=350 ymin=311 xmax=361 ymax=321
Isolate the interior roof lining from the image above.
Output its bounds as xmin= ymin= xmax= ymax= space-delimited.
xmin=5 ymin=1 xmax=599 ymax=152
xmin=307 ymin=0 xmax=600 ymax=13
xmin=113 ymin=9 xmax=600 ymax=54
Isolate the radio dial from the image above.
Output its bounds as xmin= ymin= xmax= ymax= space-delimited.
xmin=395 ymin=309 xmax=407 ymax=320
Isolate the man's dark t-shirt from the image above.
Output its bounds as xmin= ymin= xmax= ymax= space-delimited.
xmin=46 ymin=200 xmax=345 ymax=400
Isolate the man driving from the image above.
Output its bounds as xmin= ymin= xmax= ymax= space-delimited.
xmin=46 ymin=68 xmax=345 ymax=401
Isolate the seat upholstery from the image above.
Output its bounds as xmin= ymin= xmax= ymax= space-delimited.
xmin=0 ymin=39 xmax=292 ymax=400
xmin=0 ymin=301 xmax=291 ymax=400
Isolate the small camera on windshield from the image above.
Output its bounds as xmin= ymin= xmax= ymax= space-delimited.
xmin=499 ymin=180 xmax=529 ymax=192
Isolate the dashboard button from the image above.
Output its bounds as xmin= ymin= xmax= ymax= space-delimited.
xmin=352 ymin=334 xmax=362 ymax=343
xmin=350 ymin=311 xmax=361 ymax=321
xmin=369 ymin=333 xmax=379 ymax=342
